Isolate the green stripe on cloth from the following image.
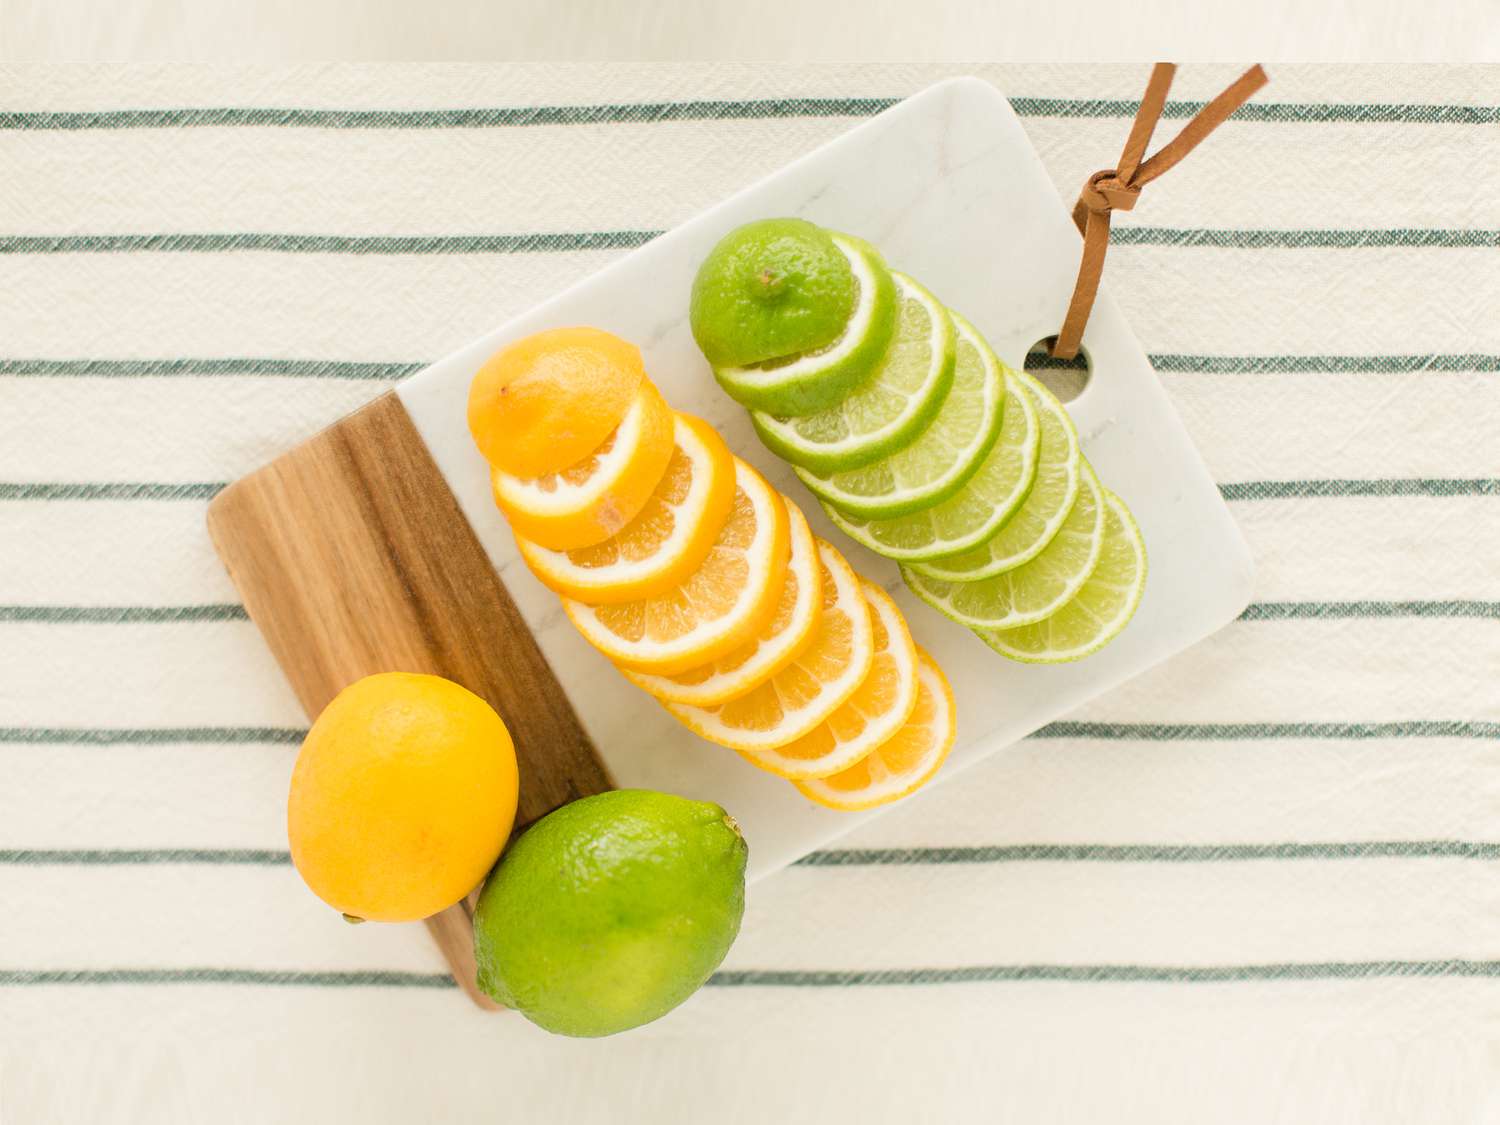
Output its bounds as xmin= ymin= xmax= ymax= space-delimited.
xmin=3 ymin=479 xmax=1494 ymax=505
xmin=3 ymin=228 xmax=1494 ymax=256
xmin=0 ymin=358 xmax=422 ymax=379
xmin=0 ymin=231 xmax=660 ymax=255
xmin=5 ymin=354 xmax=1496 ymax=378
xmin=0 ymin=482 xmax=226 ymax=500
xmin=5 ymin=601 xmax=1496 ymax=625
xmin=1150 ymin=354 xmax=1500 ymax=373
xmin=1034 ymin=721 xmax=1500 ymax=740
xmin=0 ymin=968 xmax=457 ymax=987
xmin=0 ymin=605 xmax=247 ymax=623
xmin=1221 ymin=479 xmax=1500 ymax=499
xmin=1017 ymin=99 xmax=1500 ymax=124
xmin=4 ymin=960 xmax=1498 ymax=989
xmin=796 ymin=841 xmax=1500 ymax=866
xmin=706 ymin=960 xmax=1500 ymax=986
xmin=0 ymin=727 xmax=304 ymax=745
xmin=0 ymin=99 xmax=901 ymax=130
xmin=1239 ymin=601 xmax=1500 ymax=621
xmin=1 ymin=98 xmax=1495 ymax=131
xmin=1110 ymin=228 xmax=1500 ymax=249
xmin=6 ymin=720 xmax=1496 ymax=746
xmin=0 ymin=849 xmax=292 ymax=865
xmin=8 ymin=840 xmax=1496 ymax=867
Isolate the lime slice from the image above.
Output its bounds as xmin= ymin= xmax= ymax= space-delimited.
xmin=976 ymin=490 xmax=1147 ymax=662
xmin=822 ymin=367 xmax=1039 ymax=561
xmin=904 ymin=372 xmax=1081 ymax=580
xmin=793 ymin=311 xmax=1004 ymax=519
xmin=750 ymin=271 xmax=956 ymax=472
xmin=713 ymin=234 xmax=898 ymax=417
xmin=901 ymin=463 xmax=1106 ymax=628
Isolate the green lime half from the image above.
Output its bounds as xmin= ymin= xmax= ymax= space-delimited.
xmin=904 ymin=372 xmax=1082 ymax=581
xmin=690 ymin=217 xmax=854 ymax=369
xmin=822 ymin=367 xmax=1039 ymax=561
xmin=793 ymin=310 xmax=1004 ymax=519
xmin=713 ymin=233 xmax=898 ymax=417
xmin=901 ymin=463 xmax=1106 ymax=629
xmin=976 ymin=490 xmax=1147 ymax=663
xmin=750 ymin=269 xmax=954 ymax=469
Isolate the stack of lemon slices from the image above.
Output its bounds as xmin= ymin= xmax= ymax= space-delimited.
xmin=467 ymin=327 xmax=957 ymax=811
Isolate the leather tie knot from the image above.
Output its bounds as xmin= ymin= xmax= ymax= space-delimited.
xmin=1081 ymin=170 xmax=1141 ymax=215
xmin=1050 ymin=63 xmax=1269 ymax=361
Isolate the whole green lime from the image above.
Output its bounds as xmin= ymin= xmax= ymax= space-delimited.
xmin=472 ymin=789 xmax=747 ymax=1037
xmin=690 ymin=217 xmax=855 ymax=368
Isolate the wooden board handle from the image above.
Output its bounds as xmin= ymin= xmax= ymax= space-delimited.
xmin=207 ymin=392 xmax=614 ymax=1008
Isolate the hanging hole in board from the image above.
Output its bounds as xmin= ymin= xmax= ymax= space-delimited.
xmin=1024 ymin=338 xmax=1092 ymax=403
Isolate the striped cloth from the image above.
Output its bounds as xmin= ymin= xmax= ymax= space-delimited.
xmin=2 ymin=63 xmax=1497 ymax=1122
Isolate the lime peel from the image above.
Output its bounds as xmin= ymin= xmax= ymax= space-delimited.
xmin=690 ymin=217 xmax=854 ymax=368
xmin=713 ymin=234 xmax=898 ymax=417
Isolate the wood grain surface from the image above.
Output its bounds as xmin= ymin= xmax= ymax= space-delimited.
xmin=207 ymin=391 xmax=614 ymax=1009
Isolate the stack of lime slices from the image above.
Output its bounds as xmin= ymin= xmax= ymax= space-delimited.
xmin=690 ymin=218 xmax=1147 ymax=663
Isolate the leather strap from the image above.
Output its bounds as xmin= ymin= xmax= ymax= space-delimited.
xmin=1051 ymin=63 xmax=1269 ymax=361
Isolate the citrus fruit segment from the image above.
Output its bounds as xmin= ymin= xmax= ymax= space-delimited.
xmin=663 ymin=539 xmax=874 ymax=752
xmin=794 ymin=310 xmax=1003 ymax=518
xmin=514 ymin=412 xmax=735 ymax=604
xmin=288 ymin=672 xmax=519 ymax=923
xmin=713 ymin=234 xmax=899 ymax=417
xmin=823 ymin=367 xmax=1039 ymax=561
xmin=468 ymin=326 xmax=645 ymax=476
xmin=564 ymin=459 xmax=790 ymax=674
xmin=623 ymin=501 xmax=822 ymax=706
xmin=491 ymin=379 xmax=675 ymax=551
xmin=751 ymin=270 xmax=955 ymax=472
xmin=738 ymin=581 xmax=919 ymax=780
xmin=976 ymin=490 xmax=1147 ymax=663
xmin=904 ymin=373 xmax=1083 ymax=580
xmin=794 ymin=647 xmax=956 ymax=812
xmin=690 ymin=218 xmax=855 ymax=369
xmin=902 ymin=463 xmax=1106 ymax=629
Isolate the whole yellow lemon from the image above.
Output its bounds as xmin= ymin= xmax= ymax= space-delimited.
xmin=288 ymin=672 xmax=519 ymax=922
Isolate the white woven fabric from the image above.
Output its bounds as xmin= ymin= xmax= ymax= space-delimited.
xmin=2 ymin=64 xmax=1498 ymax=1123
xmin=7 ymin=1 xmax=1500 ymax=62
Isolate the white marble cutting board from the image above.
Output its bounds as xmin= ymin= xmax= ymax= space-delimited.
xmin=398 ymin=76 xmax=1255 ymax=880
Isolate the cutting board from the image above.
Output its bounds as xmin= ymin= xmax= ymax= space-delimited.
xmin=207 ymin=393 xmax=613 ymax=1008
xmin=209 ymin=77 xmax=1254 ymax=1007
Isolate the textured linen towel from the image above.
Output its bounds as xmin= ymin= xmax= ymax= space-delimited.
xmin=1 ymin=63 xmax=1498 ymax=1124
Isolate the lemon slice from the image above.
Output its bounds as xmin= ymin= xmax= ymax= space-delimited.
xmin=622 ymin=501 xmax=823 ymax=706
xmin=492 ymin=379 xmax=676 ymax=551
xmin=515 ymin=412 xmax=735 ymax=603
xmin=663 ymin=540 xmax=875 ymax=752
xmin=793 ymin=647 xmax=956 ymax=811
xmin=736 ymin=581 xmax=919 ymax=780
xmin=564 ymin=459 xmax=790 ymax=674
